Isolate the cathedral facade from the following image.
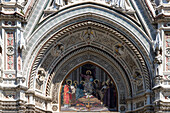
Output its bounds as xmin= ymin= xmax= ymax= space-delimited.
xmin=0 ymin=0 xmax=169 ymax=112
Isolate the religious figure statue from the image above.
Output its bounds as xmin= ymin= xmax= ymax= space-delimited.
xmin=154 ymin=30 xmax=162 ymax=64
xmin=64 ymin=80 xmax=72 ymax=108
xmin=36 ymin=68 xmax=45 ymax=86
xmin=112 ymin=0 xmax=125 ymax=8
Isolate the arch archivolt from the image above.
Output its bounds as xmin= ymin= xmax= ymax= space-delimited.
xmin=29 ymin=21 xmax=149 ymax=96
xmin=24 ymin=9 xmax=153 ymax=85
xmin=24 ymin=20 xmax=153 ymax=111
xmin=51 ymin=50 xmax=127 ymax=105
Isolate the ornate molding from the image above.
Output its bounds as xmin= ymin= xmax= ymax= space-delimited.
xmin=49 ymin=49 xmax=127 ymax=106
xmin=28 ymin=21 xmax=150 ymax=91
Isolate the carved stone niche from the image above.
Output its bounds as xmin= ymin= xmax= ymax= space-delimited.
xmin=36 ymin=68 xmax=46 ymax=90
xmin=51 ymin=42 xmax=64 ymax=57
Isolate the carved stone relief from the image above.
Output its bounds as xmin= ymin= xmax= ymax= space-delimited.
xmin=41 ymin=53 xmax=55 ymax=71
xmin=3 ymin=91 xmax=16 ymax=99
xmin=93 ymin=31 xmax=117 ymax=48
xmin=6 ymin=46 xmax=14 ymax=55
xmin=48 ymin=0 xmax=133 ymax=11
xmin=52 ymin=105 xmax=58 ymax=111
xmin=123 ymin=51 xmax=137 ymax=72
xmin=136 ymin=101 xmax=144 ymax=109
xmin=29 ymin=21 xmax=150 ymax=94
xmin=52 ymin=83 xmax=60 ymax=104
xmin=51 ymin=42 xmax=64 ymax=57
xmin=61 ymin=32 xmax=83 ymax=49
xmin=40 ymin=28 xmax=144 ymax=98
xmin=35 ymin=97 xmax=45 ymax=108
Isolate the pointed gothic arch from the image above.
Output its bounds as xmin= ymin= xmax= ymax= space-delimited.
xmin=58 ymin=61 xmax=119 ymax=111
xmin=23 ymin=6 xmax=154 ymax=111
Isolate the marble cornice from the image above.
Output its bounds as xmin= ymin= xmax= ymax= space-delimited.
xmin=0 ymin=11 xmax=26 ymax=21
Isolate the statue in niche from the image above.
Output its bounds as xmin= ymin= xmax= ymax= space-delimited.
xmin=154 ymin=30 xmax=162 ymax=64
xmin=110 ymin=0 xmax=125 ymax=8
xmin=36 ymin=68 xmax=45 ymax=90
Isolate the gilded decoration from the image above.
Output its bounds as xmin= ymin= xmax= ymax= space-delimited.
xmin=60 ymin=64 xmax=118 ymax=111
xmin=29 ymin=21 xmax=150 ymax=92
xmin=27 ymin=21 xmax=151 ymax=112
xmin=50 ymin=50 xmax=128 ymax=107
xmin=0 ymin=0 xmax=163 ymax=112
xmin=36 ymin=25 xmax=148 ymax=104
